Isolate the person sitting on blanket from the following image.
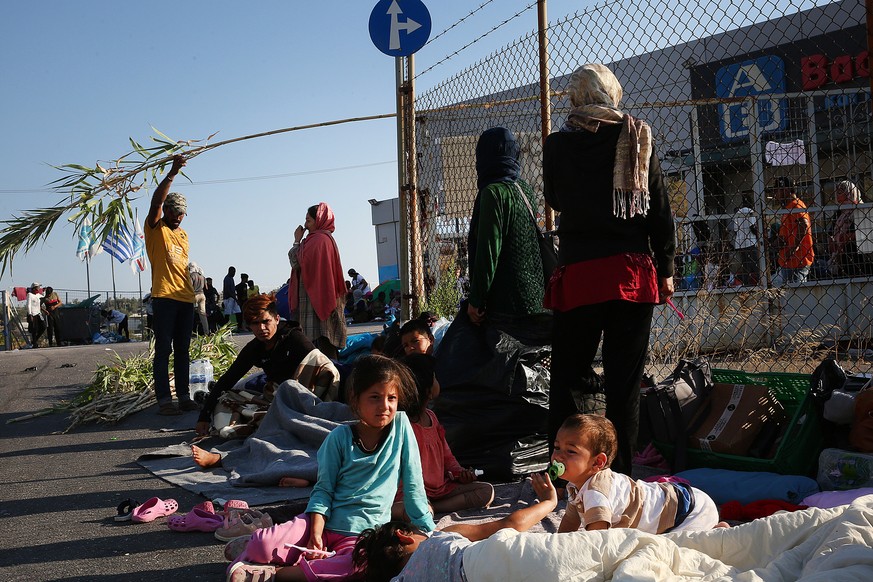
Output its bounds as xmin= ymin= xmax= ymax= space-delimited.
xmin=353 ymin=472 xmax=557 ymax=582
xmin=224 ymin=354 xmax=435 ymax=582
xmin=554 ymin=413 xmax=727 ymax=533
xmin=399 ymin=319 xmax=434 ymax=356
xmin=194 ymin=293 xmax=340 ymax=438
xmin=392 ymin=354 xmax=494 ymax=519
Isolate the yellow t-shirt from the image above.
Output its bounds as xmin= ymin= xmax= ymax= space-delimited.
xmin=144 ymin=219 xmax=195 ymax=302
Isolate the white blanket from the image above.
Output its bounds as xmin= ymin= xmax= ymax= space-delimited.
xmin=463 ymin=494 xmax=873 ymax=581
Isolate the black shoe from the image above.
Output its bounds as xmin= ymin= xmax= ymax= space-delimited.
xmin=179 ymin=400 xmax=201 ymax=412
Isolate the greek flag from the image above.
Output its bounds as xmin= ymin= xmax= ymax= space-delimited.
xmin=130 ymin=217 xmax=147 ymax=273
xmin=75 ymin=219 xmax=102 ymax=261
xmin=102 ymin=222 xmax=136 ymax=263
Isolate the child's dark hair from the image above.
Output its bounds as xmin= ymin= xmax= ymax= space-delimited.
xmin=398 ymin=318 xmax=434 ymax=342
xmin=399 ymin=354 xmax=436 ymax=420
xmin=560 ymin=413 xmax=618 ymax=467
xmin=348 ymin=355 xmax=417 ymax=413
xmin=370 ymin=335 xmax=387 ymax=354
xmin=353 ymin=520 xmax=424 ymax=582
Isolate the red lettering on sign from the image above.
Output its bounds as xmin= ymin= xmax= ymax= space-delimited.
xmin=831 ymin=55 xmax=853 ymax=83
xmin=801 ymin=52 xmax=870 ymax=88
xmin=801 ymin=54 xmax=827 ymax=90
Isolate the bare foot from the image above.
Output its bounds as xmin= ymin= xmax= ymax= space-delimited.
xmin=192 ymin=445 xmax=222 ymax=468
xmin=714 ymin=521 xmax=730 ymax=528
xmin=278 ymin=477 xmax=311 ymax=488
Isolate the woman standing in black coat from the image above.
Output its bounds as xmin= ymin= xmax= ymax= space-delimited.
xmin=543 ymin=64 xmax=675 ymax=473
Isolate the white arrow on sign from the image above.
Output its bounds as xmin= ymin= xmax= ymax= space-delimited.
xmin=387 ymin=0 xmax=422 ymax=51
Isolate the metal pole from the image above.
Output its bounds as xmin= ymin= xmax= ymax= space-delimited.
xmin=110 ymin=256 xmax=117 ymax=305
xmin=406 ymin=53 xmax=425 ymax=317
xmin=537 ymin=0 xmax=555 ymax=231
xmin=867 ymin=0 xmax=873 ymax=97
xmin=2 ymin=290 xmax=10 ymax=351
xmin=396 ymin=56 xmax=411 ymax=321
xmin=85 ymin=257 xmax=91 ymax=299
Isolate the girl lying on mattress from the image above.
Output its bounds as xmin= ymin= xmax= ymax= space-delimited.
xmin=353 ymin=472 xmax=558 ymax=582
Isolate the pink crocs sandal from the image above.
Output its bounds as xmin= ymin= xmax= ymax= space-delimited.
xmin=191 ymin=500 xmax=216 ymax=514
xmin=167 ymin=507 xmax=224 ymax=532
xmin=131 ymin=497 xmax=179 ymax=523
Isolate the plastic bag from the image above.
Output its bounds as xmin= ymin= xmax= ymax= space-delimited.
xmin=433 ymin=306 xmax=552 ymax=480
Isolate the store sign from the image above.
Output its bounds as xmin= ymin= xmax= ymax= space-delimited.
xmin=716 ymin=56 xmax=787 ymax=141
xmin=801 ymin=51 xmax=869 ymax=90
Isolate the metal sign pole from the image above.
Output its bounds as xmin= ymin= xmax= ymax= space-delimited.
xmin=396 ymin=56 xmax=411 ymax=321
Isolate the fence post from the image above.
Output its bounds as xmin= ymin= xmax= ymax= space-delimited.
xmin=406 ymin=54 xmax=425 ymax=317
xmin=537 ymin=0 xmax=554 ymax=231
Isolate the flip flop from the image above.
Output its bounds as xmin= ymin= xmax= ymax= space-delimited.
xmin=114 ymin=498 xmax=140 ymax=522
xmin=131 ymin=497 xmax=179 ymax=523
xmin=167 ymin=508 xmax=224 ymax=532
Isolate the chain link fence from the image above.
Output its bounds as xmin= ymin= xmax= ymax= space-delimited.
xmin=406 ymin=0 xmax=873 ymax=376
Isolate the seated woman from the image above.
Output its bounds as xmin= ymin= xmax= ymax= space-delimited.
xmin=193 ymin=294 xmax=339 ymax=444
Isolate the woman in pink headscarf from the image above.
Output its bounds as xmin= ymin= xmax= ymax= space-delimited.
xmin=288 ymin=202 xmax=348 ymax=360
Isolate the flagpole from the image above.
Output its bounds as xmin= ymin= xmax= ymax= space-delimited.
xmin=85 ymin=257 xmax=91 ymax=299
xmin=135 ymin=209 xmax=144 ymax=341
xmin=110 ymin=255 xmax=117 ymax=305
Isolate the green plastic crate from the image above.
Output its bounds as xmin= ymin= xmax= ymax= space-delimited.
xmin=653 ymin=369 xmax=822 ymax=476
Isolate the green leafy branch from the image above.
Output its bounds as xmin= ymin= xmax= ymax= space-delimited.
xmin=0 ymin=112 xmax=395 ymax=276
xmin=0 ymin=126 xmax=209 ymax=275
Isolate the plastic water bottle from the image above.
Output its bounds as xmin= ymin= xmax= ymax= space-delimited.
xmin=189 ymin=359 xmax=214 ymax=400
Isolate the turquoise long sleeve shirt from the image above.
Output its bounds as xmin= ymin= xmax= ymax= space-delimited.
xmin=306 ymin=411 xmax=436 ymax=535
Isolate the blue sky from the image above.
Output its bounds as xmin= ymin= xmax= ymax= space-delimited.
xmin=0 ymin=0 xmax=584 ymax=298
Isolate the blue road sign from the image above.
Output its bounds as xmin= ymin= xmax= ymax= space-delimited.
xmin=369 ymin=0 xmax=431 ymax=57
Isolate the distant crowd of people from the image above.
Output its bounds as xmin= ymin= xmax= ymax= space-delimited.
xmin=678 ymin=177 xmax=871 ymax=291
xmin=23 ymin=282 xmax=62 ymax=348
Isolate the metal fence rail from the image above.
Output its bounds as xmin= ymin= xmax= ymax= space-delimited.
xmin=406 ymin=0 xmax=873 ymax=375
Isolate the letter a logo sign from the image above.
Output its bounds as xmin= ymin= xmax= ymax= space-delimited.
xmin=716 ymin=56 xmax=786 ymax=142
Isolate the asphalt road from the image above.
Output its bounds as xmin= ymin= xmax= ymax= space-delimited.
xmin=0 ymin=323 xmax=383 ymax=581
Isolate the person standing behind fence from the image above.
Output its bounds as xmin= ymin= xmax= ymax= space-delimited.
xmin=829 ymin=180 xmax=869 ymax=278
xmin=26 ymin=283 xmax=45 ymax=348
xmin=773 ymin=176 xmax=814 ymax=285
xmin=728 ymin=196 xmax=759 ymax=285
xmin=41 ymin=286 xmax=63 ymax=347
xmin=289 ymin=202 xmax=348 ymax=360
xmin=144 ymin=154 xmax=198 ymax=416
xmin=543 ymin=64 xmax=675 ymax=475
xmin=189 ymin=261 xmax=209 ymax=335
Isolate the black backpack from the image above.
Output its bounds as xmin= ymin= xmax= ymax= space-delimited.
xmin=640 ymin=358 xmax=714 ymax=472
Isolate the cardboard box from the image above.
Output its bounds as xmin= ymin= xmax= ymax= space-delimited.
xmin=688 ymin=383 xmax=787 ymax=456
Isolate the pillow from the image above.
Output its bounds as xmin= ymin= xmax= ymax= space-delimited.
xmin=802 ymin=487 xmax=873 ymax=509
xmin=676 ymin=467 xmax=819 ymax=505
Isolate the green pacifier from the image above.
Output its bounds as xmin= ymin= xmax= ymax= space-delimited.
xmin=548 ymin=460 xmax=565 ymax=481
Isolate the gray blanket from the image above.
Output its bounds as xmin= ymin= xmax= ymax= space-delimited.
xmin=138 ymin=380 xmax=355 ymax=506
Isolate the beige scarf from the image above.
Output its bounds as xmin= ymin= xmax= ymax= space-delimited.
xmin=564 ymin=104 xmax=652 ymax=219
